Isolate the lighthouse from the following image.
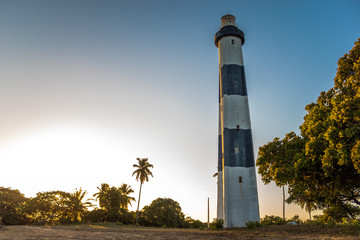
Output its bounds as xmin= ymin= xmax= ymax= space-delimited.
xmin=215 ymin=14 xmax=260 ymax=228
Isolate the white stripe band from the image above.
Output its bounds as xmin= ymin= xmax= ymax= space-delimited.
xmin=219 ymin=36 xmax=244 ymax=68
xmin=221 ymin=95 xmax=251 ymax=130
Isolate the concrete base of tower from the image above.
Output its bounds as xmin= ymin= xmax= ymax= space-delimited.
xmin=217 ymin=170 xmax=223 ymax=220
xmin=223 ymin=166 xmax=259 ymax=228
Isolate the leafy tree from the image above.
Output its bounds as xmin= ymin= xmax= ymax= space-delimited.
xmin=296 ymin=38 xmax=360 ymax=216
xmin=93 ymin=183 xmax=135 ymax=222
xmin=256 ymin=38 xmax=360 ymax=220
xmin=94 ymin=184 xmax=120 ymax=219
xmin=70 ymin=188 xmax=92 ymax=222
xmin=141 ymin=198 xmax=185 ymax=228
xmin=257 ymin=132 xmax=304 ymax=219
xmin=23 ymin=191 xmax=80 ymax=224
xmin=118 ymin=183 xmax=135 ymax=210
xmin=132 ymin=158 xmax=153 ymax=225
xmin=105 ymin=186 xmax=123 ymax=221
xmin=83 ymin=208 xmax=107 ymax=223
xmin=0 ymin=187 xmax=28 ymax=225
xmin=322 ymin=204 xmax=360 ymax=223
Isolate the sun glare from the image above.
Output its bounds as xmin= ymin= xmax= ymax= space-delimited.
xmin=0 ymin=124 xmax=126 ymax=197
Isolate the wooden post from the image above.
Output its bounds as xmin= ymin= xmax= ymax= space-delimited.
xmin=207 ymin=197 xmax=210 ymax=228
xmin=283 ymin=186 xmax=285 ymax=221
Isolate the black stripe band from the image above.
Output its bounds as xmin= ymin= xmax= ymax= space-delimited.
xmin=222 ymin=128 xmax=255 ymax=167
xmin=220 ymin=65 xmax=247 ymax=96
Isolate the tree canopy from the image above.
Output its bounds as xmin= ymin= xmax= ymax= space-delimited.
xmin=23 ymin=191 xmax=83 ymax=224
xmin=0 ymin=187 xmax=27 ymax=225
xmin=256 ymin=38 xmax=360 ymax=221
xmin=141 ymin=198 xmax=185 ymax=228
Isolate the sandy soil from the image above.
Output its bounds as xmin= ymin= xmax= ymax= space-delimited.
xmin=0 ymin=225 xmax=359 ymax=240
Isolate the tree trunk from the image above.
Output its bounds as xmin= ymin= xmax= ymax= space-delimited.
xmin=309 ymin=208 xmax=312 ymax=221
xmin=135 ymin=182 xmax=143 ymax=225
xmin=282 ymin=185 xmax=285 ymax=221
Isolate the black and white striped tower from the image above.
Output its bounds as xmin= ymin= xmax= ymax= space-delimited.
xmin=215 ymin=14 xmax=260 ymax=228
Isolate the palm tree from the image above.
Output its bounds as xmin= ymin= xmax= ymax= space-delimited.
xmin=72 ymin=188 xmax=87 ymax=202
xmin=118 ymin=183 xmax=135 ymax=209
xmin=298 ymin=196 xmax=316 ymax=221
xmin=71 ymin=188 xmax=92 ymax=222
xmin=132 ymin=158 xmax=153 ymax=225
xmin=93 ymin=183 xmax=110 ymax=210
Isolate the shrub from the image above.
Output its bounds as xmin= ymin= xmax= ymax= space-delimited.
xmin=84 ymin=209 xmax=108 ymax=223
xmin=183 ymin=216 xmax=205 ymax=229
xmin=260 ymin=215 xmax=286 ymax=226
xmin=287 ymin=215 xmax=302 ymax=224
xmin=245 ymin=221 xmax=261 ymax=228
xmin=209 ymin=218 xmax=223 ymax=230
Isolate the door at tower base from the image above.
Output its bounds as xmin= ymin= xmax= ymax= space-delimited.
xmin=223 ymin=166 xmax=259 ymax=227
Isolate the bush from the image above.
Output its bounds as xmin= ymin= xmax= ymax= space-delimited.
xmin=287 ymin=215 xmax=302 ymax=224
xmin=245 ymin=221 xmax=261 ymax=228
xmin=323 ymin=205 xmax=360 ymax=223
xmin=141 ymin=198 xmax=185 ymax=228
xmin=209 ymin=218 xmax=223 ymax=230
xmin=260 ymin=215 xmax=286 ymax=226
xmin=84 ymin=209 xmax=108 ymax=223
xmin=183 ymin=216 xmax=205 ymax=229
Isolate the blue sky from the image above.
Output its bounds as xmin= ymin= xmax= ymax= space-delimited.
xmin=0 ymin=0 xmax=359 ymax=221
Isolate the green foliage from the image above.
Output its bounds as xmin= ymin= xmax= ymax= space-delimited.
xmin=132 ymin=158 xmax=154 ymax=224
xmin=322 ymin=205 xmax=360 ymax=223
xmin=92 ymin=183 xmax=135 ymax=223
xmin=183 ymin=216 xmax=205 ymax=229
xmin=141 ymin=198 xmax=185 ymax=228
xmin=22 ymin=190 xmax=85 ymax=225
xmin=256 ymin=38 xmax=360 ymax=221
xmin=70 ymin=188 xmax=92 ymax=222
xmin=84 ymin=208 xmax=135 ymax=224
xmin=0 ymin=187 xmax=28 ymax=225
xmin=297 ymin=38 xmax=360 ymax=211
xmin=83 ymin=209 xmax=108 ymax=223
xmin=118 ymin=184 xmax=135 ymax=210
xmin=132 ymin=158 xmax=154 ymax=185
xmin=260 ymin=215 xmax=286 ymax=226
xmin=209 ymin=218 xmax=223 ymax=229
xmin=288 ymin=215 xmax=302 ymax=224
xmin=94 ymin=183 xmax=114 ymax=211
xmin=245 ymin=220 xmax=261 ymax=228
xmin=94 ymin=184 xmax=132 ymax=211
xmin=257 ymin=132 xmax=304 ymax=187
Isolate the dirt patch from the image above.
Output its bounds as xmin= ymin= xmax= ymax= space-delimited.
xmin=0 ymin=225 xmax=359 ymax=240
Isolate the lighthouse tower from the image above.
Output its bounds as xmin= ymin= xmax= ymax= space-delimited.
xmin=215 ymin=14 xmax=260 ymax=228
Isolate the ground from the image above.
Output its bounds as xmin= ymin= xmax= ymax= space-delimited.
xmin=0 ymin=224 xmax=359 ymax=239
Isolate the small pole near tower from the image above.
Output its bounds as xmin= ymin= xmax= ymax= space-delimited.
xmin=283 ymin=186 xmax=285 ymax=221
xmin=207 ymin=197 xmax=210 ymax=228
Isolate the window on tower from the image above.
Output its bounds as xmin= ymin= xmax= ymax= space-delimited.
xmin=231 ymin=39 xmax=234 ymax=44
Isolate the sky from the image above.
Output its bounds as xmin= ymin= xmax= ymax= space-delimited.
xmin=0 ymin=0 xmax=359 ymax=222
